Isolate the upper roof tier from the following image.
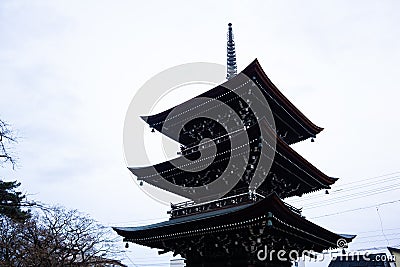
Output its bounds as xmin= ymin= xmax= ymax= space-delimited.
xmin=242 ymin=59 xmax=323 ymax=143
xmin=142 ymin=58 xmax=323 ymax=145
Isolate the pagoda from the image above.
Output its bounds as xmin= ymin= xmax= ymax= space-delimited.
xmin=114 ymin=23 xmax=355 ymax=267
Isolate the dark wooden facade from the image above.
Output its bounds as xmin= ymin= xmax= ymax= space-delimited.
xmin=114 ymin=194 xmax=354 ymax=266
xmin=115 ymin=59 xmax=355 ymax=266
xmin=130 ymin=59 xmax=336 ymax=199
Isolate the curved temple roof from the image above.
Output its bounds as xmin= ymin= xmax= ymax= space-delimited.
xmin=142 ymin=58 xmax=323 ymax=145
xmin=242 ymin=59 xmax=323 ymax=143
xmin=113 ymin=193 xmax=355 ymax=254
xmin=129 ymin=121 xmax=337 ymax=200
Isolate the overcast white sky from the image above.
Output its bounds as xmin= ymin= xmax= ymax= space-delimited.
xmin=1 ymin=1 xmax=399 ymax=266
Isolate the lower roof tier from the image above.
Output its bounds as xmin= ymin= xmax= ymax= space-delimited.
xmin=113 ymin=193 xmax=355 ymax=262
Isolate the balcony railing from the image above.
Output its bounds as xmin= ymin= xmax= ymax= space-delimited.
xmin=168 ymin=190 xmax=301 ymax=218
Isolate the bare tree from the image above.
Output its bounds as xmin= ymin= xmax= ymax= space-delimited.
xmin=0 ymin=119 xmax=17 ymax=169
xmin=0 ymin=206 xmax=124 ymax=267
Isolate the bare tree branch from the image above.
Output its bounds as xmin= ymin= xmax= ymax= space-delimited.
xmin=0 ymin=205 xmax=124 ymax=266
xmin=0 ymin=119 xmax=18 ymax=169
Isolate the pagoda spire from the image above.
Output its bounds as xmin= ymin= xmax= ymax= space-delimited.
xmin=226 ymin=23 xmax=237 ymax=80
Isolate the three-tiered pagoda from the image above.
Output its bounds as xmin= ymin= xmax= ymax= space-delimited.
xmin=114 ymin=23 xmax=355 ymax=267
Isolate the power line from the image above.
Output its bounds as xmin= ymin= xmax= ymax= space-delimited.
xmin=353 ymin=237 xmax=400 ymax=244
xmin=357 ymin=232 xmax=400 ymax=239
xmin=301 ymin=185 xmax=400 ymax=210
xmin=357 ymin=227 xmax=400 ymax=234
xmin=124 ymin=251 xmax=139 ymax=267
xmin=292 ymin=181 xmax=400 ymax=207
xmin=290 ymin=173 xmax=400 ymax=204
xmin=346 ymin=244 xmax=400 ymax=252
xmin=333 ymin=175 xmax=400 ymax=193
xmin=296 ymin=176 xmax=400 ymax=204
xmin=336 ymin=171 xmax=400 ymax=188
xmin=109 ymin=172 xmax=400 ymax=226
xmin=310 ymin=198 xmax=400 ymax=219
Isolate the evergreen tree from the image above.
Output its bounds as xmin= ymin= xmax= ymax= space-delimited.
xmin=0 ymin=180 xmax=30 ymax=221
